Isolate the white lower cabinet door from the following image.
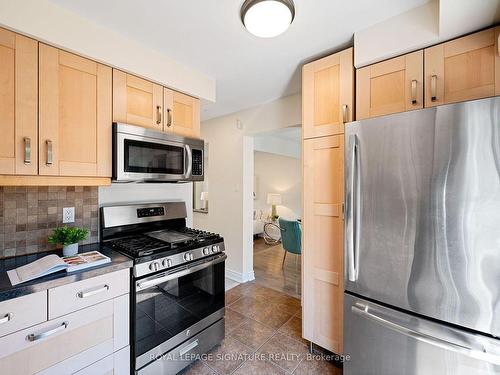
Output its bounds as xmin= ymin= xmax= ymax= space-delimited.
xmin=73 ymin=346 xmax=130 ymax=375
xmin=0 ymin=294 xmax=129 ymax=375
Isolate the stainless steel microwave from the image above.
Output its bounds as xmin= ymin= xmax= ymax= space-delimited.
xmin=112 ymin=123 xmax=204 ymax=182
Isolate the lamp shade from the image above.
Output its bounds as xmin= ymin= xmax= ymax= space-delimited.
xmin=200 ymin=191 xmax=209 ymax=201
xmin=267 ymin=193 xmax=282 ymax=205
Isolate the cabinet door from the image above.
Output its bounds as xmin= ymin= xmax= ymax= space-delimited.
xmin=425 ymin=27 xmax=500 ymax=107
xmin=0 ymin=28 xmax=37 ymax=175
xmin=39 ymin=44 xmax=112 ymax=177
xmin=303 ymin=135 xmax=344 ymax=354
xmin=356 ymin=50 xmax=423 ymax=119
xmin=113 ymin=70 xmax=163 ymax=130
xmin=303 ymin=48 xmax=353 ymax=139
xmin=164 ymin=88 xmax=201 ymax=138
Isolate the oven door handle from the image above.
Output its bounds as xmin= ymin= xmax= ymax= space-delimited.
xmin=136 ymin=254 xmax=227 ymax=291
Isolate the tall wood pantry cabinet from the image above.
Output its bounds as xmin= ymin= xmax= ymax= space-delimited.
xmin=302 ymin=47 xmax=353 ymax=354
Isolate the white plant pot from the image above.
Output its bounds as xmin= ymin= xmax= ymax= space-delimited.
xmin=63 ymin=243 xmax=78 ymax=257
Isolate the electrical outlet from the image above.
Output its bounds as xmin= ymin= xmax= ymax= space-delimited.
xmin=63 ymin=207 xmax=75 ymax=223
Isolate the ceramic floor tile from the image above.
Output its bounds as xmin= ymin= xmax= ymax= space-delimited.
xmin=225 ymin=307 xmax=249 ymax=334
xmin=233 ymin=358 xmax=286 ymax=375
xmin=258 ymin=332 xmax=308 ymax=373
xmin=252 ymin=304 xmax=294 ymax=330
xmin=230 ymin=318 xmax=276 ymax=350
xmin=229 ymin=295 xmax=269 ymax=319
xmin=204 ymin=337 xmax=253 ymax=375
xmin=292 ymin=355 xmax=342 ymax=375
xmin=278 ymin=315 xmax=307 ymax=344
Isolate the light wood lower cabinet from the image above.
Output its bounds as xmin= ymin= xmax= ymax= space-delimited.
xmin=302 ymin=48 xmax=354 ymax=139
xmin=0 ymin=291 xmax=47 ymax=338
xmin=113 ymin=70 xmax=164 ymax=131
xmin=0 ymin=28 xmax=38 ymax=175
xmin=356 ymin=50 xmax=423 ymax=119
xmin=39 ymin=44 xmax=112 ymax=177
xmin=0 ymin=294 xmax=129 ymax=375
xmin=302 ymin=135 xmax=344 ymax=354
xmin=164 ymin=88 xmax=201 ymax=138
xmin=425 ymin=27 xmax=500 ymax=107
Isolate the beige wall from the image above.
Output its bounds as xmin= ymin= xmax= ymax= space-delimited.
xmin=193 ymin=93 xmax=301 ymax=282
xmin=254 ymin=151 xmax=301 ymax=221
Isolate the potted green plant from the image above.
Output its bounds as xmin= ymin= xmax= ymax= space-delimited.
xmin=48 ymin=226 xmax=89 ymax=256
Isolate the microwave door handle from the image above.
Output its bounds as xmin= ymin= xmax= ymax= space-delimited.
xmin=185 ymin=144 xmax=193 ymax=178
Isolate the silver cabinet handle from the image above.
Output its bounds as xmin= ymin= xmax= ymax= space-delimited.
xmin=0 ymin=313 xmax=12 ymax=325
xmin=431 ymin=75 xmax=437 ymax=102
xmin=156 ymin=105 xmax=162 ymax=125
xmin=23 ymin=137 xmax=31 ymax=165
xmin=26 ymin=321 xmax=68 ymax=342
xmin=352 ymin=303 xmax=500 ymax=366
xmin=166 ymin=108 xmax=172 ymax=127
xmin=342 ymin=104 xmax=348 ymax=123
xmin=46 ymin=140 xmax=53 ymax=165
xmin=411 ymin=80 xmax=417 ymax=105
xmin=77 ymin=284 xmax=109 ymax=298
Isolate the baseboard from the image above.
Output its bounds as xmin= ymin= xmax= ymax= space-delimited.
xmin=226 ymin=269 xmax=255 ymax=283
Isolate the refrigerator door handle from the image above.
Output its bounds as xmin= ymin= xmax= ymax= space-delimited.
xmin=347 ymin=135 xmax=359 ymax=282
xmin=352 ymin=303 xmax=500 ymax=366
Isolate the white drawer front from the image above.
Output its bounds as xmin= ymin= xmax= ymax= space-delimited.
xmin=48 ymin=269 xmax=129 ymax=319
xmin=0 ymin=295 xmax=128 ymax=375
xmin=0 ymin=291 xmax=47 ymax=338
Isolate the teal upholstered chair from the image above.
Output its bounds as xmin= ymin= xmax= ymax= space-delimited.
xmin=278 ymin=218 xmax=302 ymax=268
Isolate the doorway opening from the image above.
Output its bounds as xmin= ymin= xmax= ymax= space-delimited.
xmin=251 ymin=126 xmax=302 ymax=298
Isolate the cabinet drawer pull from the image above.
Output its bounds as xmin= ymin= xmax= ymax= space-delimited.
xmin=77 ymin=284 xmax=109 ymax=298
xmin=166 ymin=108 xmax=172 ymax=127
xmin=0 ymin=312 xmax=12 ymax=324
xmin=23 ymin=137 xmax=31 ymax=164
xmin=46 ymin=140 xmax=53 ymax=165
xmin=26 ymin=321 xmax=68 ymax=342
xmin=342 ymin=104 xmax=348 ymax=123
xmin=431 ymin=75 xmax=437 ymax=102
xmin=411 ymin=80 xmax=417 ymax=105
xmin=156 ymin=105 xmax=162 ymax=125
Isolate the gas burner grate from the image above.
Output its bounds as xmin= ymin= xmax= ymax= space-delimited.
xmin=108 ymin=235 xmax=168 ymax=257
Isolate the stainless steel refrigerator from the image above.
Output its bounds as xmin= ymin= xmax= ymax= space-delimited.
xmin=344 ymin=96 xmax=500 ymax=374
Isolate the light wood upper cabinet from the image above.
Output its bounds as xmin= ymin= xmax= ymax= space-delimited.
xmin=303 ymin=135 xmax=344 ymax=354
xmin=113 ymin=70 xmax=163 ymax=130
xmin=164 ymin=88 xmax=201 ymax=138
xmin=357 ymin=50 xmax=423 ymax=119
xmin=39 ymin=44 xmax=112 ymax=177
xmin=0 ymin=28 xmax=38 ymax=175
xmin=303 ymin=48 xmax=354 ymax=139
xmin=425 ymin=27 xmax=500 ymax=107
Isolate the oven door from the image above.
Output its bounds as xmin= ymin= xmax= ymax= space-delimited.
xmin=114 ymin=131 xmax=191 ymax=182
xmin=133 ymin=254 xmax=226 ymax=371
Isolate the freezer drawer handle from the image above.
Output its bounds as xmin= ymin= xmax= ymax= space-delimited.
xmin=352 ymin=303 xmax=500 ymax=366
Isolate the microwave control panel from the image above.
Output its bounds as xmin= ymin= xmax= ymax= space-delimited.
xmin=192 ymin=149 xmax=203 ymax=176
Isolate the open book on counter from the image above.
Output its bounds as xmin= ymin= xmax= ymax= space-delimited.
xmin=7 ymin=251 xmax=111 ymax=286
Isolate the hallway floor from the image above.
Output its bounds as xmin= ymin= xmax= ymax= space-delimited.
xmin=182 ymin=283 xmax=341 ymax=375
xmin=253 ymin=237 xmax=301 ymax=299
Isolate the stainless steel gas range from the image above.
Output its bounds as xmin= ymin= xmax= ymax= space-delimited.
xmin=100 ymin=202 xmax=226 ymax=375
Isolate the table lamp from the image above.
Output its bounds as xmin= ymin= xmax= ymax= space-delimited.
xmin=267 ymin=193 xmax=282 ymax=221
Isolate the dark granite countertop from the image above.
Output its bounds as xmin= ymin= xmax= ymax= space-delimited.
xmin=0 ymin=243 xmax=133 ymax=302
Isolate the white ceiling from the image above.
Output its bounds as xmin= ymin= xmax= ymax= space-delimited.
xmin=48 ymin=0 xmax=428 ymax=120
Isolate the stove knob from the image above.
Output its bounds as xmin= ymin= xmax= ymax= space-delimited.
xmin=212 ymin=245 xmax=219 ymax=253
xmin=162 ymin=259 xmax=172 ymax=268
xmin=183 ymin=253 xmax=191 ymax=261
xmin=203 ymin=247 xmax=210 ymax=255
xmin=149 ymin=262 xmax=160 ymax=272
xmin=190 ymin=253 xmax=195 ymax=261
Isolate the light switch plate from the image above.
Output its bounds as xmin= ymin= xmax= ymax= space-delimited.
xmin=63 ymin=207 xmax=75 ymax=223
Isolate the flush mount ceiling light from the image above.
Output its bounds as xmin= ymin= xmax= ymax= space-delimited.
xmin=241 ymin=0 xmax=295 ymax=38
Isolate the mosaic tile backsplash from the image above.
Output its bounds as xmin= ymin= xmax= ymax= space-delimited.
xmin=0 ymin=186 xmax=99 ymax=258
